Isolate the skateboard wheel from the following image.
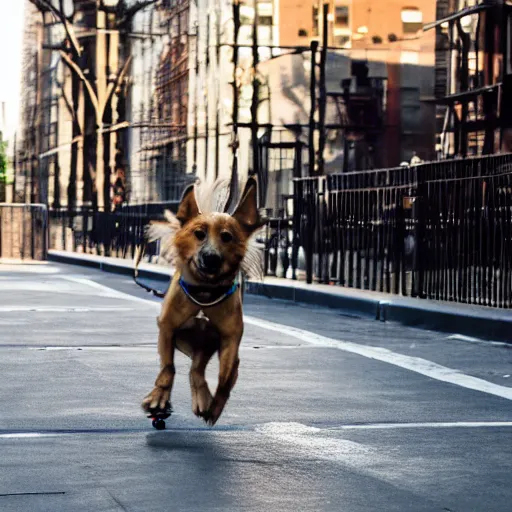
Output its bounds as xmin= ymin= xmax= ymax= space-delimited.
xmin=152 ymin=418 xmax=166 ymax=430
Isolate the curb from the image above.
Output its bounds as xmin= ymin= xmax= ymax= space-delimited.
xmin=48 ymin=250 xmax=512 ymax=343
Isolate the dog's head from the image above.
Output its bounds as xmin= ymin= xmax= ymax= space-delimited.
xmin=172 ymin=177 xmax=265 ymax=284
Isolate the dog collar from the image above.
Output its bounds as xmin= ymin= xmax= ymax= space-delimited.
xmin=179 ymin=277 xmax=239 ymax=308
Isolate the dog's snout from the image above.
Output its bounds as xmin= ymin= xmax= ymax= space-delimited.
xmin=201 ymin=252 xmax=222 ymax=272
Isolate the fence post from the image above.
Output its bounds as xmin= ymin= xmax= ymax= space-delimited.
xmin=413 ymin=174 xmax=426 ymax=298
xmin=305 ymin=181 xmax=314 ymax=284
xmin=317 ymin=3 xmax=328 ymax=176
xmin=308 ymin=41 xmax=318 ymax=176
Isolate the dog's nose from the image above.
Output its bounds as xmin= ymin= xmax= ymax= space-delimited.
xmin=201 ymin=252 xmax=222 ymax=272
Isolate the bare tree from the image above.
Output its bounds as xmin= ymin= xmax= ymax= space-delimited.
xmin=28 ymin=0 xmax=158 ymax=211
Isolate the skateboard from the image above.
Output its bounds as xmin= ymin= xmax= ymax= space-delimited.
xmin=147 ymin=402 xmax=172 ymax=430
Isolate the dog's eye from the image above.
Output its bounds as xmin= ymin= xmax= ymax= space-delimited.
xmin=194 ymin=230 xmax=206 ymax=241
xmin=220 ymin=231 xmax=233 ymax=243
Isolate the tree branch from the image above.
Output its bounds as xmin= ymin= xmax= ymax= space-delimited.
xmin=103 ymin=56 xmax=133 ymax=116
xmin=29 ymin=0 xmax=82 ymax=57
xmin=59 ymin=51 xmax=100 ymax=116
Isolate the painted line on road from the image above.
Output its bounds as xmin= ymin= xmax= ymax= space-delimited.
xmin=330 ymin=421 xmax=512 ymax=430
xmin=0 ymin=306 xmax=135 ymax=313
xmin=61 ymin=276 xmax=160 ymax=305
xmin=27 ymin=345 xmax=155 ymax=351
xmin=1 ymin=422 xmax=512 ymax=441
xmin=0 ymin=433 xmax=65 ymax=439
xmin=0 ymin=425 xmax=250 ymax=439
xmin=447 ymin=334 xmax=511 ymax=349
xmin=243 ymin=316 xmax=512 ymax=402
xmin=64 ymin=276 xmax=512 ymax=403
xmin=0 ymin=264 xmax=59 ymax=274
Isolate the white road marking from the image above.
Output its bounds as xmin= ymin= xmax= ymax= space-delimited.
xmin=0 ymin=281 xmax=92 ymax=294
xmin=0 ymin=307 xmax=134 ymax=313
xmin=447 ymin=334 xmax=481 ymax=343
xmin=447 ymin=334 xmax=510 ymax=348
xmin=27 ymin=345 xmax=154 ymax=351
xmin=61 ymin=276 xmax=160 ymax=305
xmin=0 ymin=264 xmax=58 ymax=273
xmin=0 ymin=433 xmax=65 ymax=439
xmin=330 ymin=421 xmax=512 ymax=430
xmin=243 ymin=317 xmax=512 ymax=401
xmin=62 ymin=276 xmax=512 ymax=402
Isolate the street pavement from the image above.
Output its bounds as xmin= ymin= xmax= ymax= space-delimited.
xmin=0 ymin=262 xmax=511 ymax=512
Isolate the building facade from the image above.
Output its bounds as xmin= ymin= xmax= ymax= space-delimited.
xmin=16 ymin=0 xmax=191 ymax=209
xmin=17 ymin=0 xmax=440 ymax=215
xmin=184 ymin=0 xmax=438 ymax=216
xmin=427 ymin=0 xmax=512 ymax=158
xmin=129 ymin=0 xmax=194 ymax=204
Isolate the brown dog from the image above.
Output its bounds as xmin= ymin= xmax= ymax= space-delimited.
xmin=141 ymin=177 xmax=264 ymax=426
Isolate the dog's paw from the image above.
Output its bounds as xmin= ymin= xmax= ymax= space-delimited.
xmin=192 ymin=383 xmax=213 ymax=419
xmin=141 ymin=387 xmax=172 ymax=417
xmin=203 ymin=396 xmax=226 ymax=427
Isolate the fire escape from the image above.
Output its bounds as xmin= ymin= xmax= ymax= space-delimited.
xmin=425 ymin=0 xmax=512 ymax=158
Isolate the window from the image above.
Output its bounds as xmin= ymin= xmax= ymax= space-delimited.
xmin=335 ymin=6 xmax=349 ymax=28
xmin=401 ymin=8 xmax=423 ymax=34
xmin=312 ymin=6 xmax=319 ymax=36
xmin=298 ymin=28 xmax=308 ymax=37
xmin=259 ymin=15 xmax=273 ymax=26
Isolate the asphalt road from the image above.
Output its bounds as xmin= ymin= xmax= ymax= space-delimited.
xmin=0 ymin=262 xmax=511 ymax=512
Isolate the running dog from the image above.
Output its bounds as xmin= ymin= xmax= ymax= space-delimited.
xmin=141 ymin=177 xmax=265 ymax=426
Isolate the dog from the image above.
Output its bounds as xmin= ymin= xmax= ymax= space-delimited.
xmin=141 ymin=177 xmax=265 ymax=426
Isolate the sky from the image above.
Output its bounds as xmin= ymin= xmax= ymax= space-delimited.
xmin=0 ymin=0 xmax=25 ymax=146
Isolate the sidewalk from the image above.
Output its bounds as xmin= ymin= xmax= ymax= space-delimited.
xmin=48 ymin=249 xmax=512 ymax=343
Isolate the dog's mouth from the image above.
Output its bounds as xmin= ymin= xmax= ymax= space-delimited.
xmin=190 ymin=258 xmax=219 ymax=281
xmin=189 ymin=258 xmax=236 ymax=284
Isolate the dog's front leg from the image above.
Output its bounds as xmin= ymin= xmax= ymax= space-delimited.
xmin=204 ymin=296 xmax=243 ymax=426
xmin=142 ymin=278 xmax=199 ymax=415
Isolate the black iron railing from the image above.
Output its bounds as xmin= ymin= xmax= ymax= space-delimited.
xmin=49 ymin=202 xmax=179 ymax=260
xmin=47 ymin=153 xmax=512 ymax=308
xmin=283 ymin=153 xmax=512 ymax=308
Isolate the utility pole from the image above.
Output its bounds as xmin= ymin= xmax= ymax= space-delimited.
xmin=193 ymin=22 xmax=199 ymax=175
xmin=250 ymin=0 xmax=259 ymax=177
xmin=231 ymin=0 xmax=241 ymax=174
xmin=215 ymin=1 xmax=221 ymax=180
xmin=205 ymin=13 xmax=210 ymax=180
xmin=317 ymin=3 xmax=329 ymax=176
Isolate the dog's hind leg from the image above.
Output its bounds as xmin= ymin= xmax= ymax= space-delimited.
xmin=175 ymin=318 xmax=220 ymax=419
xmin=205 ymin=335 xmax=242 ymax=426
xmin=189 ymin=342 xmax=217 ymax=418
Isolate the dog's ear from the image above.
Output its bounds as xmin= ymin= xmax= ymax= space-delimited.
xmin=176 ymin=184 xmax=200 ymax=226
xmin=232 ymin=176 xmax=265 ymax=235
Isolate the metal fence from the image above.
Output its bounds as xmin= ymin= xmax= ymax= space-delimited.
xmin=48 ymin=202 xmax=180 ymax=260
xmin=46 ymin=152 xmax=512 ymax=308
xmin=280 ymin=153 xmax=512 ymax=308
xmin=0 ymin=204 xmax=48 ymax=261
